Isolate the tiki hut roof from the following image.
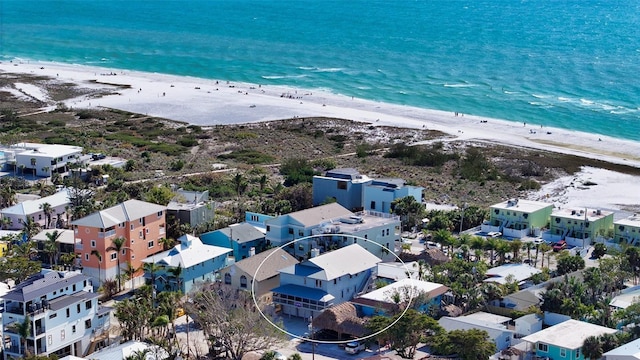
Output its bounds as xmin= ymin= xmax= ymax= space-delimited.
xmin=312 ymin=302 xmax=367 ymax=337
xmin=398 ymin=248 xmax=449 ymax=266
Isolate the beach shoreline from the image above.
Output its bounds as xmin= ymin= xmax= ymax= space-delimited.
xmin=2 ymin=59 xmax=640 ymax=170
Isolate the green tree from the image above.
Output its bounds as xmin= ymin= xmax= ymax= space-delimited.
xmin=39 ymin=202 xmax=54 ymax=229
xmin=8 ymin=315 xmax=32 ymax=355
xmin=0 ymin=256 xmax=41 ymax=284
xmin=21 ymin=217 xmax=41 ymax=243
xmin=556 ymin=252 xmax=586 ymax=275
xmin=144 ymin=185 xmax=175 ymax=206
xmin=391 ymin=196 xmax=426 ymax=232
xmin=582 ymin=335 xmax=603 ymax=360
xmin=107 ymin=237 xmax=129 ymax=293
xmin=592 ymin=243 xmax=607 ymax=259
xmin=432 ymin=329 xmax=497 ymax=360
xmin=91 ymin=250 xmax=103 ymax=284
xmin=43 ymin=230 xmax=62 ymax=266
xmin=367 ymin=309 xmax=442 ymax=359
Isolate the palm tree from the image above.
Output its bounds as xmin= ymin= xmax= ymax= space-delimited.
xmin=582 ymin=335 xmax=603 ymax=360
xmin=9 ymin=315 xmax=32 ymax=356
xmin=524 ymin=241 xmax=534 ymax=262
xmin=21 ymin=217 xmax=41 ymax=242
xmin=11 ymin=241 xmax=38 ymax=259
xmin=60 ymin=252 xmax=77 ymax=270
xmin=107 ymin=237 xmax=129 ymax=293
xmin=496 ymin=240 xmax=511 ymax=264
xmin=509 ymin=240 xmax=522 ymax=261
xmin=484 ymin=238 xmax=498 ymax=266
xmin=258 ymin=174 xmax=268 ymax=192
xmin=124 ymin=262 xmax=139 ymax=290
xmin=39 ymin=202 xmax=53 ymax=229
xmin=143 ymin=262 xmax=161 ymax=290
xmin=233 ymin=173 xmax=247 ymax=198
xmin=43 ymin=230 xmax=62 ymax=266
xmin=91 ymin=250 xmax=103 ymax=284
xmin=168 ymin=266 xmax=184 ymax=293
xmin=539 ymin=243 xmax=552 ymax=268
xmin=1 ymin=217 xmax=13 ymax=230
xmin=159 ymin=237 xmax=176 ymax=251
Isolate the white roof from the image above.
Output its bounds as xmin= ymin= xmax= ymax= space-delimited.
xmin=32 ymin=229 xmax=76 ymax=245
xmin=522 ymin=319 xmax=617 ymax=349
xmin=88 ymin=340 xmax=168 ymax=360
xmin=1 ymin=188 xmax=70 ymax=216
xmin=359 ymin=278 xmax=447 ymax=303
xmin=484 ymin=263 xmax=542 ymax=285
xmin=71 ymin=199 xmax=166 ymax=228
xmin=610 ymin=285 xmax=640 ymax=309
xmin=491 ymin=199 xmax=553 ymax=213
xmin=439 ymin=316 xmax=509 ymax=333
xmin=616 ymin=215 xmax=640 ymax=228
xmin=552 ymin=207 xmax=614 ymax=221
xmin=142 ymin=235 xmax=231 ymax=268
xmin=13 ymin=143 xmax=82 ymax=158
xmin=376 ymin=261 xmax=418 ymax=281
xmin=463 ymin=311 xmax=512 ymax=324
xmin=306 ymin=244 xmax=380 ymax=280
xmin=604 ymin=337 xmax=640 ymax=358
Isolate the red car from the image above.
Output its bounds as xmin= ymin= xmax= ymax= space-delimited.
xmin=553 ymin=240 xmax=567 ymax=252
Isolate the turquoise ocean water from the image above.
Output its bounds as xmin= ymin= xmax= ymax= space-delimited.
xmin=1 ymin=0 xmax=639 ymax=141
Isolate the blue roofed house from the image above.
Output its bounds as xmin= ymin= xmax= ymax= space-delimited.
xmin=350 ymin=278 xmax=448 ymax=317
xmin=363 ymin=178 xmax=423 ymax=214
xmin=312 ymin=168 xmax=424 ymax=213
xmin=272 ymin=244 xmax=380 ymax=320
xmin=265 ymin=203 xmax=401 ymax=261
xmin=142 ymin=234 xmax=232 ymax=294
xmin=522 ymin=319 xmax=617 ymax=360
xmin=200 ymin=222 xmax=267 ymax=261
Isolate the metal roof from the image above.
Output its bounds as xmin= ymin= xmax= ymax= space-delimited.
xmin=71 ymin=199 xmax=166 ymax=228
xmin=2 ymin=271 xmax=90 ymax=302
xmin=522 ymin=319 xmax=617 ymax=349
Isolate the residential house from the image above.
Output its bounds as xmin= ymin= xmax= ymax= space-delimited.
xmin=12 ymin=143 xmax=83 ymax=178
xmin=1 ymin=270 xmax=111 ymax=359
xmin=244 ymin=211 xmax=274 ymax=234
xmin=71 ymin=199 xmax=167 ymax=287
xmin=312 ymin=168 xmax=423 ymax=213
xmin=610 ymin=285 xmax=640 ymax=311
xmin=439 ymin=312 xmax=515 ymax=351
xmin=200 ymin=222 xmax=267 ymax=261
xmin=375 ymin=261 xmax=419 ymax=284
xmin=166 ymin=190 xmax=214 ymax=231
xmin=312 ymin=168 xmax=371 ymax=211
xmin=489 ymin=290 xmax=542 ymax=314
xmin=482 ymin=199 xmax=553 ymax=238
xmin=604 ymin=337 xmax=640 ymax=360
xmin=265 ymin=202 xmax=401 ymax=261
xmin=219 ymin=248 xmax=299 ymax=304
xmin=513 ymin=313 xmax=543 ymax=338
xmin=33 ymin=229 xmax=77 ymax=266
xmin=351 ymin=278 xmax=448 ymax=316
xmin=142 ymin=234 xmax=232 ymax=294
xmin=81 ymin=340 xmax=169 ymax=360
xmin=614 ymin=214 xmax=640 ymax=247
xmin=1 ymin=189 xmax=71 ymax=230
xmin=546 ymin=208 xmax=614 ymax=247
xmin=522 ymin=319 xmax=617 ymax=360
xmin=484 ymin=263 xmax=542 ymax=287
xmin=363 ymin=178 xmax=423 ymax=214
xmin=272 ymin=244 xmax=380 ymax=320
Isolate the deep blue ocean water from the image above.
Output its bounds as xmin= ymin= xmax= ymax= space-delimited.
xmin=1 ymin=0 xmax=639 ymax=141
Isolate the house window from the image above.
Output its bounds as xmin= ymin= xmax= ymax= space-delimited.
xmin=38 ymin=214 xmax=42 ymax=220
xmin=91 ymin=240 xmax=96 ymax=247
xmin=298 ymin=230 xmax=304 ymax=236
xmin=560 ymin=348 xmax=566 ymax=357
xmin=337 ymin=181 xmax=347 ymax=190
xmin=537 ymin=343 xmax=548 ymax=352
xmin=157 ymin=211 xmax=163 ymax=216
xmin=61 ymin=329 xmax=65 ymax=340
xmin=370 ymin=201 xmax=376 ymax=209
xmin=86 ymin=301 xmax=92 ymax=310
xmin=48 ymin=335 xmax=52 ymax=345
xmin=148 ymin=240 xmax=154 ymax=248
xmin=386 ymin=229 xmax=389 ymax=236
xmin=122 ymin=249 xmax=126 ymax=255
xmin=49 ymin=313 xmax=57 ymax=319
xmin=224 ymin=273 xmax=231 ymax=285
xmin=72 ymin=325 xmax=76 ymax=334
xmin=266 ymin=225 xmax=271 ymax=232
xmin=131 ymin=224 xmax=134 ymax=230
xmin=77 ymin=304 xmax=81 ymax=313
xmin=576 ymin=349 xmax=581 ymax=358
xmin=240 ymin=275 xmax=247 ymax=289
xmin=146 ymin=228 xmax=149 ymax=234
xmin=288 ymin=228 xmax=294 ymax=235
xmin=85 ymin=253 xmax=89 ymax=261
xmin=110 ymin=252 xmax=117 ymax=261
xmin=66 ymin=308 xmax=70 ymax=318
xmin=139 ymin=231 xmax=143 ymax=238
xmin=139 ymin=219 xmax=143 ymax=224
xmin=85 ymin=319 xmax=92 ymax=329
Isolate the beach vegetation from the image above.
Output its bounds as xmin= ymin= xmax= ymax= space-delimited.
xmin=385 ymin=143 xmax=458 ymax=167
xmin=218 ymin=149 xmax=274 ymax=164
xmin=458 ymin=147 xmax=498 ymax=182
xmin=233 ymin=131 xmax=258 ymax=140
xmin=518 ymin=179 xmax=541 ymax=191
xmin=177 ymin=136 xmax=198 ymax=147
xmin=280 ymin=158 xmax=319 ymax=186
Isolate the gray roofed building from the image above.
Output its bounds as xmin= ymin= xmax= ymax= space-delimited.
xmin=221 ymin=222 xmax=265 ymax=244
xmin=2 ymin=271 xmax=90 ymax=302
xmin=70 ymin=199 xmax=166 ymax=228
xmin=286 ymin=202 xmax=354 ymax=228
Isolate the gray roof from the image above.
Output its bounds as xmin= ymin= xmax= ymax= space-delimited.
xmin=287 ymin=203 xmax=353 ymax=228
xmin=71 ymin=199 xmax=166 ymax=228
xmin=234 ymin=248 xmax=299 ymax=282
xmin=220 ymin=222 xmax=265 ymax=243
xmin=280 ymin=244 xmax=380 ymax=281
xmin=2 ymin=271 xmax=90 ymax=302
xmin=49 ymin=291 xmax=100 ymax=311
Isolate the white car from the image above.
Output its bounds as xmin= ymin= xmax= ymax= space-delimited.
xmin=487 ymin=231 xmax=502 ymax=238
xmin=425 ymin=241 xmax=439 ymax=249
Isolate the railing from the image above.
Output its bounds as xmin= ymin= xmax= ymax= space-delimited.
xmin=98 ymin=229 xmax=116 ymax=238
xmin=75 ymin=243 xmax=84 ymax=250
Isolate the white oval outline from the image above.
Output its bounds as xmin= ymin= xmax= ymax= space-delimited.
xmin=251 ymin=233 xmax=418 ymax=344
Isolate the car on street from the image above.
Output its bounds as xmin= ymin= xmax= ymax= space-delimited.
xmin=487 ymin=231 xmax=502 ymax=238
xmin=345 ymin=341 xmax=366 ymax=355
xmin=533 ymin=239 xmax=545 ymax=245
xmin=425 ymin=241 xmax=439 ymax=249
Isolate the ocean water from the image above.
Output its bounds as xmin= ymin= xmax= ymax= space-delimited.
xmin=1 ymin=0 xmax=639 ymax=141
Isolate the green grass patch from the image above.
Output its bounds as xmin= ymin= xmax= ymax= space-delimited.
xmin=218 ymin=149 xmax=274 ymax=164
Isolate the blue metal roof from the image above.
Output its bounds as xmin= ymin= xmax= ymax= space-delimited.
xmin=271 ymin=284 xmax=334 ymax=302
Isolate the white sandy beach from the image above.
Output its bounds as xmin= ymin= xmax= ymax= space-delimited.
xmin=2 ymin=60 xmax=640 ymax=211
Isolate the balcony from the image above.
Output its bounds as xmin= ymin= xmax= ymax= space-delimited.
xmin=75 ymin=243 xmax=84 ymax=251
xmin=98 ymin=229 xmax=116 ymax=238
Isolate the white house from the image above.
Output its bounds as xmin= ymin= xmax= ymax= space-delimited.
xmin=2 ymin=270 xmax=112 ymax=359
xmin=439 ymin=313 xmax=515 ymax=351
xmin=604 ymin=338 xmax=640 ymax=360
xmin=272 ymin=244 xmax=380 ymax=320
xmin=1 ymin=188 xmax=71 ymax=230
xmin=610 ymin=285 xmax=640 ymax=310
xmin=484 ymin=263 xmax=541 ymax=286
xmin=13 ymin=143 xmax=83 ymax=177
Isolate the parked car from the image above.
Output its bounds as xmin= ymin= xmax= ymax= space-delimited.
xmin=91 ymin=153 xmax=106 ymax=160
xmin=345 ymin=341 xmax=366 ymax=355
xmin=533 ymin=239 xmax=545 ymax=245
xmin=553 ymin=240 xmax=567 ymax=252
xmin=487 ymin=231 xmax=502 ymax=238
xmin=425 ymin=241 xmax=439 ymax=249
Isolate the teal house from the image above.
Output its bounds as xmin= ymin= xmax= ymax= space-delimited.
xmin=200 ymin=222 xmax=267 ymax=261
xmin=522 ymin=319 xmax=617 ymax=360
xmin=142 ymin=234 xmax=232 ymax=294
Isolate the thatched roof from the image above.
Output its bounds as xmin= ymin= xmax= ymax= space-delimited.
xmin=398 ymin=248 xmax=449 ymax=266
xmin=442 ymin=304 xmax=463 ymax=317
xmin=312 ymin=302 xmax=367 ymax=337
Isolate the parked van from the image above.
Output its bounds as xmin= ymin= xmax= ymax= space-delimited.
xmin=345 ymin=341 xmax=365 ymax=354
